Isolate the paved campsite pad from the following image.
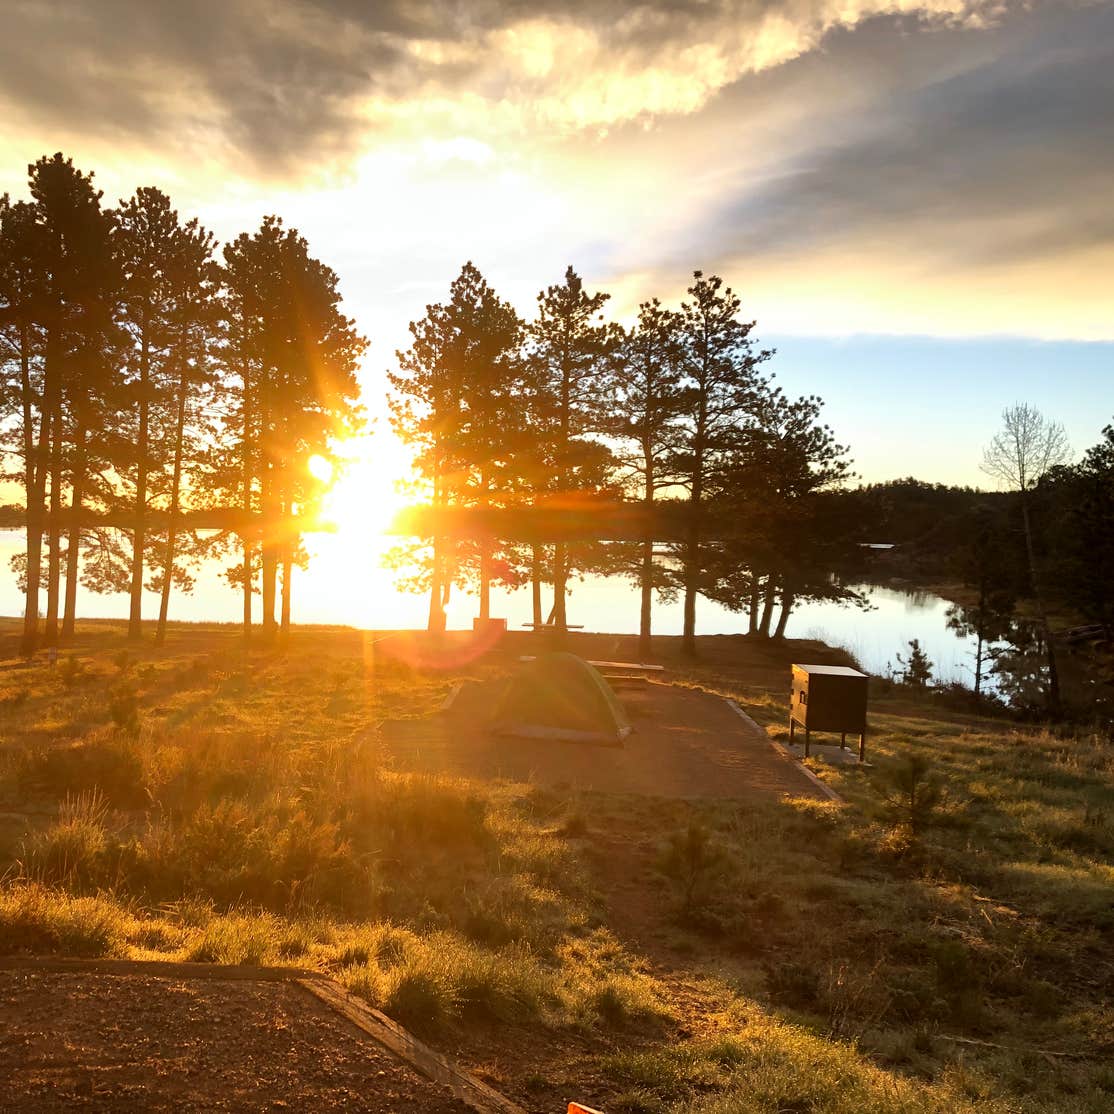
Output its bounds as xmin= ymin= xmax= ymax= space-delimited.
xmin=0 ymin=968 xmax=470 ymax=1113
xmin=381 ymin=681 xmax=827 ymax=801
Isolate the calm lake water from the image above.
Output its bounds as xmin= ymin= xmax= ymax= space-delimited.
xmin=0 ymin=529 xmax=975 ymax=685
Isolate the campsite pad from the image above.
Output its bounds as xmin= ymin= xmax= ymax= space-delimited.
xmin=0 ymin=968 xmax=469 ymax=1113
xmin=380 ymin=681 xmax=827 ymax=801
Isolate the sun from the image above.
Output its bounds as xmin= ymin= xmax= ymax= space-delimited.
xmin=307 ymin=453 xmax=333 ymax=484
xmin=314 ymin=433 xmax=413 ymax=540
xmin=296 ymin=431 xmax=421 ymax=627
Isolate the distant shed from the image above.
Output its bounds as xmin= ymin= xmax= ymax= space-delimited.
xmin=790 ymin=663 xmax=868 ymax=760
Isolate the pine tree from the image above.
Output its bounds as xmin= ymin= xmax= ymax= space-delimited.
xmin=676 ymin=272 xmax=771 ymax=656
xmin=389 ymin=262 xmax=525 ymax=631
xmin=610 ymin=299 xmax=688 ymax=655
xmin=702 ymin=389 xmax=857 ymax=638
xmin=218 ymin=217 xmax=364 ymax=638
xmin=20 ymin=154 xmax=119 ymax=649
xmin=110 ymin=187 xmax=218 ymax=641
xmin=524 ymin=266 xmax=620 ymax=637
xmin=0 ymin=195 xmax=46 ymax=653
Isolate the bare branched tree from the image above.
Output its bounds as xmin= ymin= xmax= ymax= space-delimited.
xmin=981 ymin=403 xmax=1071 ymax=712
xmin=981 ymin=403 xmax=1070 ymax=492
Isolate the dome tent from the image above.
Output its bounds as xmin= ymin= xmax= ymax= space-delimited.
xmin=492 ymin=652 xmax=631 ymax=745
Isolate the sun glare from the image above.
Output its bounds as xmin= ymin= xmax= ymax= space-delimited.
xmin=317 ymin=434 xmax=412 ymax=540
xmin=307 ymin=453 xmax=334 ymax=484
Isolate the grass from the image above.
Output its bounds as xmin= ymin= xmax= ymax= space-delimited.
xmin=0 ymin=620 xmax=1112 ymax=1112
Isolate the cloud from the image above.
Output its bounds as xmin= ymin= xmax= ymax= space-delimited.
xmin=0 ymin=0 xmax=1018 ymax=174
xmin=2 ymin=0 xmax=1109 ymax=340
xmin=572 ymin=3 xmax=1114 ymax=338
xmin=701 ymin=5 xmax=1114 ymax=269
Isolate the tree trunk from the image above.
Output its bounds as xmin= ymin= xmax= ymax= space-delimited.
xmin=681 ymin=544 xmax=698 ymax=654
xmin=1019 ymin=492 xmax=1061 ymax=714
xmin=127 ymin=331 xmax=150 ymax=640
xmin=974 ymin=632 xmax=984 ymax=703
xmin=427 ymin=468 xmax=446 ymax=633
xmin=21 ymin=328 xmax=46 ymax=656
xmin=241 ymin=360 xmax=253 ymax=641
xmin=478 ymin=545 xmax=491 ymax=622
xmin=156 ymin=367 xmax=189 ymax=645
xmin=281 ymin=538 xmax=292 ymax=637
xmin=61 ymin=423 xmax=86 ymax=642
xmin=773 ymin=589 xmax=795 ymax=640
xmin=44 ymin=422 xmax=63 ymax=647
xmin=639 ymin=443 xmax=655 ymax=658
xmin=478 ymin=469 xmax=490 ymax=621
xmin=427 ymin=537 xmax=446 ymax=633
xmin=758 ymin=578 xmax=777 ymax=638
xmin=682 ymin=413 xmax=707 ymax=657
xmin=639 ymin=537 xmax=654 ymax=658
xmin=261 ymin=469 xmax=278 ymax=640
xmin=552 ymin=543 xmax=568 ymax=636
xmin=531 ymin=546 xmax=543 ymax=630
xmin=747 ymin=581 xmax=761 ymax=636
xmin=550 ymin=360 xmax=571 ymax=640
xmin=260 ymin=406 xmax=279 ymax=638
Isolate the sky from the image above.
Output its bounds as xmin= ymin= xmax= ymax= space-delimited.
xmin=1 ymin=0 xmax=1112 ymax=491
xmin=2 ymin=0 xmax=1114 ymax=490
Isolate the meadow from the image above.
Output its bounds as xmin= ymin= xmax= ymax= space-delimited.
xmin=0 ymin=620 xmax=1111 ymax=1113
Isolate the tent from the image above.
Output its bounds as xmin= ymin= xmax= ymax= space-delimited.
xmin=492 ymin=652 xmax=631 ymax=745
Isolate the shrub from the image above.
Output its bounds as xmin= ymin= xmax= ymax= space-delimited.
xmin=59 ymin=656 xmax=85 ymax=689
xmin=351 ymin=773 xmax=489 ymax=852
xmin=185 ymin=912 xmax=275 ymax=965
xmin=895 ymin=639 xmax=934 ymax=688
xmin=17 ymin=736 xmax=148 ymax=808
xmin=25 ymin=792 xmax=111 ymax=887
xmin=0 ymin=883 xmax=130 ymax=958
xmin=108 ymin=682 xmax=141 ymax=734
xmin=658 ymin=822 xmax=729 ymax=911
xmin=878 ymin=754 xmax=945 ymax=836
xmin=764 ymin=960 xmax=822 ymax=1012
xmin=381 ymin=960 xmax=457 ymax=1030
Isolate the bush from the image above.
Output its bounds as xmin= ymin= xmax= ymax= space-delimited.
xmin=59 ymin=656 xmax=85 ymax=689
xmin=349 ymin=773 xmax=489 ymax=852
xmin=108 ymin=682 xmax=141 ymax=734
xmin=878 ymin=754 xmax=945 ymax=836
xmin=17 ymin=736 xmax=148 ymax=808
xmin=25 ymin=792 xmax=111 ymax=888
xmin=140 ymin=800 xmax=374 ymax=915
xmin=0 ymin=883 xmax=130 ymax=958
xmin=895 ymin=639 xmax=934 ymax=688
xmin=657 ymin=822 xmax=729 ymax=911
xmin=186 ymin=912 xmax=275 ymax=965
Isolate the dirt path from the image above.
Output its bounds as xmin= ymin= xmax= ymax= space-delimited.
xmin=0 ymin=969 xmax=469 ymax=1112
xmin=381 ymin=681 xmax=826 ymax=802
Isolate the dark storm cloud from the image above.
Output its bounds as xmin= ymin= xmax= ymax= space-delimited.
xmin=698 ymin=4 xmax=1114 ymax=271
xmin=0 ymin=0 xmax=419 ymax=168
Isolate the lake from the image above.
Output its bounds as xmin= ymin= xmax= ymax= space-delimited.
xmin=0 ymin=530 xmax=976 ymax=686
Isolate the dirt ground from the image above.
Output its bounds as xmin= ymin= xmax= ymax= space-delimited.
xmin=0 ymin=969 xmax=470 ymax=1113
xmin=379 ymin=678 xmax=827 ymax=802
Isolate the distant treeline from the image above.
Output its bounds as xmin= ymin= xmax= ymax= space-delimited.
xmin=0 ymin=153 xmax=365 ymax=653
xmin=851 ymin=460 xmax=1114 ymax=715
xmin=853 ymin=467 xmax=1114 ymax=635
xmin=388 ymin=263 xmax=865 ymax=651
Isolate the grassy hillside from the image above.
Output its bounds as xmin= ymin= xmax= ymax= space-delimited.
xmin=0 ymin=621 xmax=1110 ymax=1112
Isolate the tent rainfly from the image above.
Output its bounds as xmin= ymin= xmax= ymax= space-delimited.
xmin=492 ymin=652 xmax=631 ymax=745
